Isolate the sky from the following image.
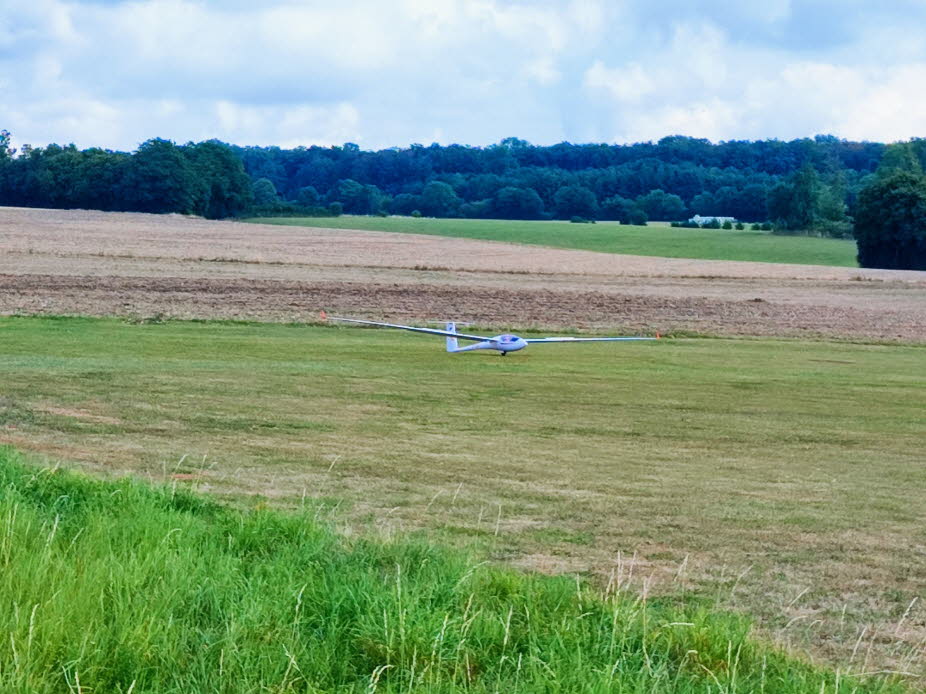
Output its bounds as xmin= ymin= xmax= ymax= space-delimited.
xmin=2 ymin=0 xmax=926 ymax=152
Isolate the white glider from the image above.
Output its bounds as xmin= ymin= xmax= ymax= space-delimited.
xmin=328 ymin=316 xmax=659 ymax=356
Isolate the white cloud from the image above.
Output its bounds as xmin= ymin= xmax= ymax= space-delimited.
xmin=584 ymin=61 xmax=654 ymax=103
xmin=789 ymin=63 xmax=926 ymax=143
xmin=525 ymin=57 xmax=561 ymax=86
xmin=609 ymin=99 xmax=746 ymax=145
xmin=669 ymin=21 xmax=729 ymax=89
xmin=214 ymin=102 xmax=362 ymax=148
xmin=2 ymin=0 xmax=926 ymax=150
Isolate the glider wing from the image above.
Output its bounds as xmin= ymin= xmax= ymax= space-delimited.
xmin=329 ymin=316 xmax=492 ymax=342
xmin=524 ymin=336 xmax=658 ymax=343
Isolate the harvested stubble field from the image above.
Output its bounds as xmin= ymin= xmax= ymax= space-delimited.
xmin=2 ymin=207 xmax=926 ymax=341
xmin=1 ymin=207 xmax=925 ymax=685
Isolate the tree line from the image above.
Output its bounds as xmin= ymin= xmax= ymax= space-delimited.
xmin=0 ymin=134 xmax=254 ymax=219
xmin=234 ymin=135 xmax=887 ymax=231
xmin=1 ymin=130 xmax=924 ymax=268
xmin=0 ymin=131 xmax=886 ymax=225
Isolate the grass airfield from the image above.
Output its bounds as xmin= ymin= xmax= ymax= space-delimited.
xmin=1 ymin=316 xmax=923 ymax=683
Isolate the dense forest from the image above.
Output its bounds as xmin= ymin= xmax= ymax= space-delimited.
xmin=2 ymin=130 xmax=925 ymax=253
xmin=231 ymin=135 xmax=889 ymax=232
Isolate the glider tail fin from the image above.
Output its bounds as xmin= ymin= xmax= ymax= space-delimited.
xmin=445 ymin=322 xmax=459 ymax=352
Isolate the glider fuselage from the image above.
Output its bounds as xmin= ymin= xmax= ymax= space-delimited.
xmin=448 ymin=333 xmax=528 ymax=354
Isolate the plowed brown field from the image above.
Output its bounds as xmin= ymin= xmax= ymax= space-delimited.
xmin=2 ymin=206 xmax=926 ymax=340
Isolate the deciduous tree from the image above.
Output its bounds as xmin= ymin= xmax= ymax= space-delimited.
xmin=636 ymin=189 xmax=685 ymax=220
xmin=123 ymin=139 xmax=198 ymax=214
xmin=418 ymin=181 xmax=462 ymax=217
xmin=251 ymin=177 xmax=279 ymax=206
xmin=553 ymin=185 xmax=597 ymax=219
xmin=492 ymin=186 xmax=544 ymax=219
xmin=854 ymin=171 xmax=926 ymax=270
xmin=185 ymin=140 xmax=253 ymax=218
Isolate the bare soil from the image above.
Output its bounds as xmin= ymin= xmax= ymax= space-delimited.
xmin=4 ymin=273 xmax=924 ymax=341
xmin=2 ymin=207 xmax=925 ymax=341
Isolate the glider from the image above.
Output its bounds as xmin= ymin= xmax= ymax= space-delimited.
xmin=327 ymin=315 xmax=659 ymax=356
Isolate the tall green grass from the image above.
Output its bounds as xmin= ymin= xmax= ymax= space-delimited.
xmin=0 ymin=447 xmax=905 ymax=693
xmin=247 ymin=216 xmax=859 ymax=266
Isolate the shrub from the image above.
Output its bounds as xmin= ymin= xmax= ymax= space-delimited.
xmin=627 ymin=209 xmax=648 ymax=226
xmin=388 ymin=193 xmax=419 ymax=216
xmin=815 ymin=219 xmax=854 ymax=239
xmin=554 ymin=185 xmax=598 ymax=219
xmin=246 ymin=202 xmax=336 ymax=218
xmin=410 ymin=209 xmax=422 ymax=218
xmin=459 ymin=200 xmax=492 ymax=218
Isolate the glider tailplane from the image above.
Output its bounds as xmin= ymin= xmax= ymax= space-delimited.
xmin=445 ymin=322 xmax=460 ymax=352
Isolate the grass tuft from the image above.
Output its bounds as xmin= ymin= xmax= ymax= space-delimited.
xmin=0 ymin=447 xmax=909 ymax=693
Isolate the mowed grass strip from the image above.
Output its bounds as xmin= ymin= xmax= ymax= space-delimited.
xmin=0 ymin=317 xmax=923 ymax=680
xmin=249 ymin=216 xmax=859 ymax=267
xmin=0 ymin=447 xmax=910 ymax=693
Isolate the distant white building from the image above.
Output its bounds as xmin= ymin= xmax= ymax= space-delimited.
xmin=689 ymin=215 xmax=736 ymax=225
